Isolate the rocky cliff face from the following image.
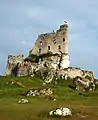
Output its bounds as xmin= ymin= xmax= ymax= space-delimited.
xmin=5 ymin=52 xmax=96 ymax=91
xmin=30 ymin=57 xmax=95 ymax=91
xmin=5 ymin=52 xmax=70 ymax=77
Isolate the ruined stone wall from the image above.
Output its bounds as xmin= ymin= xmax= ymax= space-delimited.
xmin=29 ymin=24 xmax=68 ymax=55
xmin=57 ymin=67 xmax=94 ymax=81
xmin=29 ymin=23 xmax=70 ymax=69
xmin=5 ymin=55 xmax=24 ymax=76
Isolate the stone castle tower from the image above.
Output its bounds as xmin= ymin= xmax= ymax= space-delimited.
xmin=5 ymin=55 xmax=24 ymax=76
xmin=30 ymin=23 xmax=68 ymax=55
xmin=29 ymin=23 xmax=70 ymax=68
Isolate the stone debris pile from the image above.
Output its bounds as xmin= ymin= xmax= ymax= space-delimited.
xmin=26 ymin=88 xmax=53 ymax=96
xmin=18 ymin=99 xmax=28 ymax=104
xmin=49 ymin=107 xmax=72 ymax=117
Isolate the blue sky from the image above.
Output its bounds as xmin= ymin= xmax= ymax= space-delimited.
xmin=0 ymin=0 xmax=98 ymax=78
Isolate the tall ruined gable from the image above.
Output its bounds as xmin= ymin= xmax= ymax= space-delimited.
xmin=29 ymin=23 xmax=68 ymax=55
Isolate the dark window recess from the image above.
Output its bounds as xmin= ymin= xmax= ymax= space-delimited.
xmin=39 ymin=49 xmax=41 ymax=53
xmin=63 ymin=38 xmax=65 ymax=42
xmin=48 ymin=46 xmax=50 ymax=50
xmin=53 ymin=40 xmax=56 ymax=44
xmin=63 ymin=32 xmax=65 ymax=35
xmin=44 ymin=34 xmax=46 ymax=36
xmin=58 ymin=45 xmax=61 ymax=49
xmin=11 ymin=63 xmax=20 ymax=77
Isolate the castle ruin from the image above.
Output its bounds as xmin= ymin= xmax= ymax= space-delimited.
xmin=29 ymin=23 xmax=70 ymax=69
xmin=4 ymin=22 xmax=96 ymax=91
xmin=30 ymin=24 xmax=68 ymax=55
xmin=5 ymin=55 xmax=24 ymax=76
xmin=5 ymin=22 xmax=94 ymax=85
xmin=5 ymin=23 xmax=70 ymax=76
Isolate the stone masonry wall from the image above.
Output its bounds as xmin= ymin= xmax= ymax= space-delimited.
xmin=5 ymin=55 xmax=24 ymax=76
xmin=29 ymin=24 xmax=68 ymax=55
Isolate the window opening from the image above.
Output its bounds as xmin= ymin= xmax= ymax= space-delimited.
xmin=48 ymin=46 xmax=50 ymax=50
xmin=63 ymin=38 xmax=65 ymax=42
xmin=39 ymin=49 xmax=41 ymax=54
xmin=53 ymin=40 xmax=56 ymax=44
xmin=58 ymin=45 xmax=61 ymax=49
xmin=63 ymin=32 xmax=65 ymax=35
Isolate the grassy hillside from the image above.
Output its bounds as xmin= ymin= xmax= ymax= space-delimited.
xmin=0 ymin=75 xmax=98 ymax=120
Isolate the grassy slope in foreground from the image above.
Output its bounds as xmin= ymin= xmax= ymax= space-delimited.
xmin=0 ymin=75 xmax=98 ymax=120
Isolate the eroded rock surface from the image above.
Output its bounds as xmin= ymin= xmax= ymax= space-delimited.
xmin=25 ymin=88 xmax=53 ymax=96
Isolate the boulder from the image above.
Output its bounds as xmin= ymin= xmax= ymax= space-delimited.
xmin=49 ymin=107 xmax=72 ymax=117
xmin=18 ymin=99 xmax=28 ymax=104
xmin=72 ymin=76 xmax=96 ymax=91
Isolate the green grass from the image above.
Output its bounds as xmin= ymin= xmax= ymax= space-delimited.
xmin=0 ymin=75 xmax=98 ymax=120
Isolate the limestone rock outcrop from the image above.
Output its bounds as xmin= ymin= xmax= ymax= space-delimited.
xmin=73 ymin=76 xmax=96 ymax=91
xmin=25 ymin=88 xmax=53 ymax=96
xmin=56 ymin=67 xmax=94 ymax=81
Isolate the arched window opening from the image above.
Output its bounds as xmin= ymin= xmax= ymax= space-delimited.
xmin=58 ymin=45 xmax=61 ymax=49
xmin=48 ymin=46 xmax=50 ymax=50
xmin=63 ymin=38 xmax=65 ymax=42
xmin=53 ymin=40 xmax=56 ymax=44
